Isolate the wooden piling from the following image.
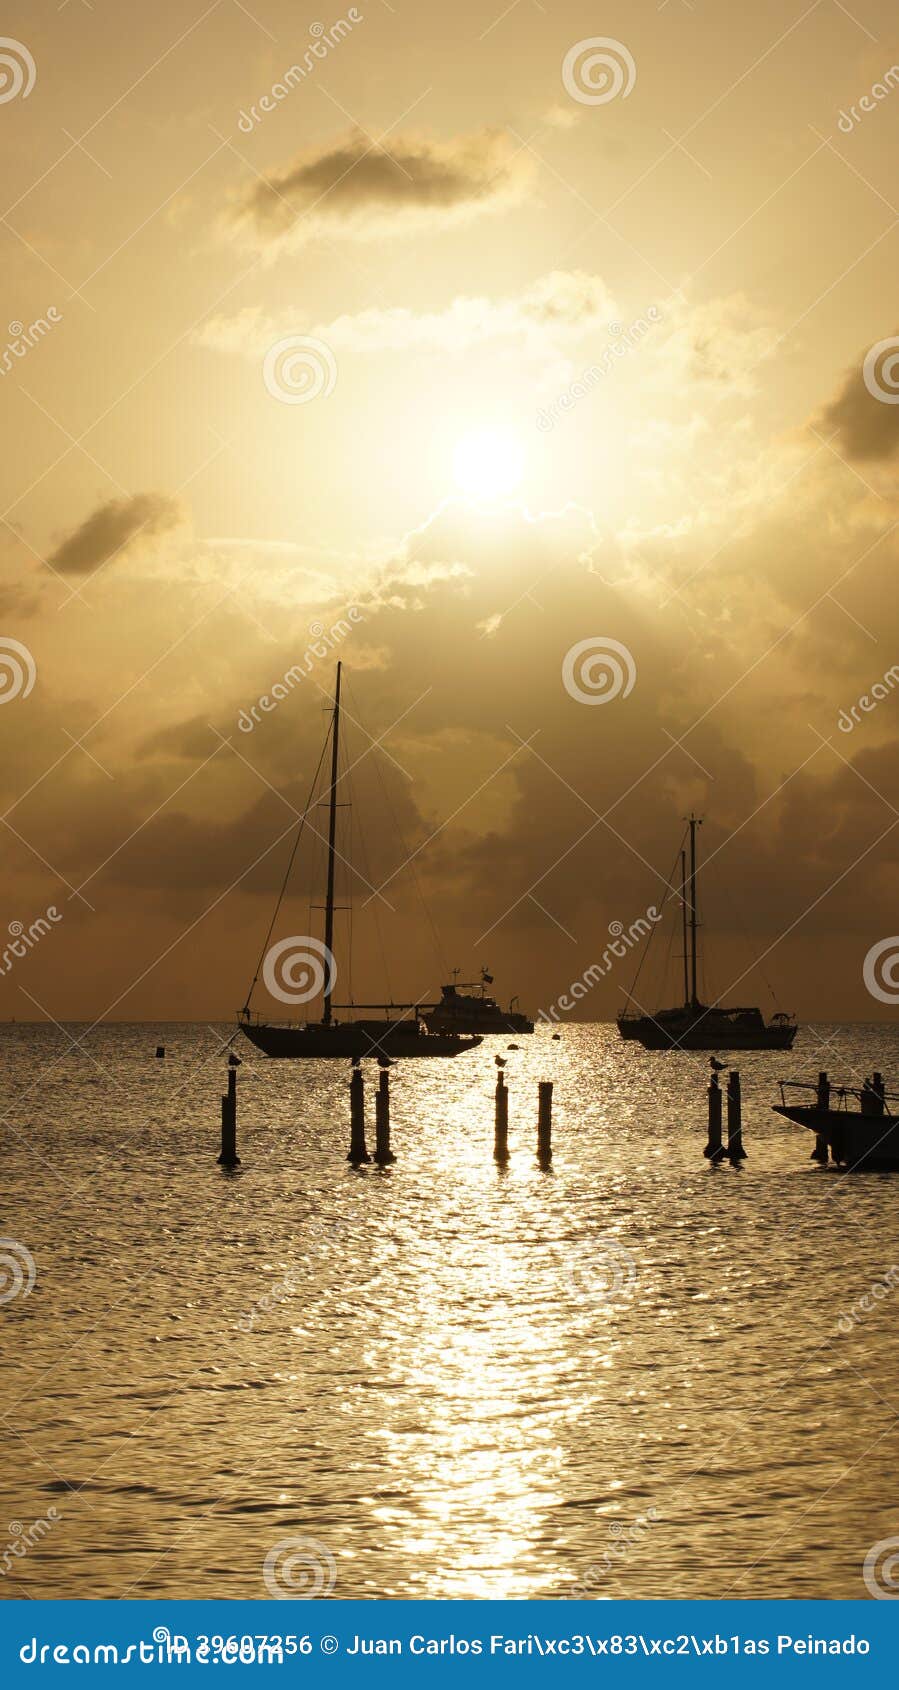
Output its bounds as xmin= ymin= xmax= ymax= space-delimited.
xmin=704 ymin=1073 xmax=725 ymax=1162
xmin=374 ymin=1068 xmax=396 ymax=1166
xmin=811 ymin=1070 xmax=829 ymax=1163
xmin=348 ymin=1066 xmax=370 ymax=1165
xmin=494 ymin=1074 xmax=509 ymax=1164
xmin=726 ymin=1069 xmax=746 ymax=1163
xmin=217 ymin=1065 xmax=240 ymax=1167
xmin=537 ymin=1080 xmax=553 ymax=1167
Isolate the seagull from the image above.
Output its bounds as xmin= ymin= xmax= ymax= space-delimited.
xmin=495 ymin=1055 xmax=507 ymax=1069
xmin=377 ymin=1055 xmax=397 ymax=1070
xmin=709 ymin=1057 xmax=726 ymax=1072
xmin=228 ymin=1052 xmax=242 ymax=1067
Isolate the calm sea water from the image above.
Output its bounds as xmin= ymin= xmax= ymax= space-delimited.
xmin=2 ymin=1020 xmax=898 ymax=1602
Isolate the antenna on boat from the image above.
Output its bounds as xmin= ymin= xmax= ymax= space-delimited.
xmin=687 ymin=814 xmax=702 ymax=1010
xmin=322 ymin=661 xmax=341 ymax=1028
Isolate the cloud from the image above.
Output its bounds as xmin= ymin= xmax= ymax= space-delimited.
xmin=198 ymin=270 xmax=619 ymax=363
xmin=818 ymin=337 xmax=899 ymax=462
xmin=227 ymin=126 xmax=531 ymax=246
xmin=47 ymin=492 xmax=183 ymax=577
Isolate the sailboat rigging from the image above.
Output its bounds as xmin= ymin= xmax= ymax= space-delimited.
xmin=239 ymin=662 xmax=483 ymax=1059
xmin=617 ymin=815 xmax=798 ymax=1051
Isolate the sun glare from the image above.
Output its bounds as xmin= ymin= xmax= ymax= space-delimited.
xmin=452 ymin=427 xmax=525 ymax=501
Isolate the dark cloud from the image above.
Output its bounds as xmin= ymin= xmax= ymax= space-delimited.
xmin=47 ymin=492 xmax=183 ymax=576
xmin=818 ymin=337 xmax=899 ymax=461
xmin=230 ymin=127 xmax=529 ymax=243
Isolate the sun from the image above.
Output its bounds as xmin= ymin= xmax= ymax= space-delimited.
xmin=452 ymin=427 xmax=526 ymax=501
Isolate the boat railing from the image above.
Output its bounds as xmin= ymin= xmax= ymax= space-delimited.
xmin=237 ymin=1005 xmax=426 ymax=1029
xmin=778 ymin=1078 xmax=899 ymax=1112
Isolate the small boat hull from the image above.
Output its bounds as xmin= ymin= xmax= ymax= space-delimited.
xmin=239 ymin=1018 xmax=482 ymax=1060
xmin=773 ymin=1104 xmax=899 ymax=1170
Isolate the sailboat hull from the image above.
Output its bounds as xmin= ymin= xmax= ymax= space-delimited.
xmin=239 ymin=1019 xmax=482 ymax=1059
xmin=617 ymin=1006 xmax=797 ymax=1051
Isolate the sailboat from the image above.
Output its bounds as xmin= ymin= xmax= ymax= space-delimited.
xmin=239 ymin=663 xmax=483 ymax=1060
xmin=616 ymin=815 xmax=798 ymax=1052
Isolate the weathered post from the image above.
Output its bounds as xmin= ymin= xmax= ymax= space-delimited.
xmin=374 ymin=1068 xmax=396 ymax=1166
xmin=727 ymin=1069 xmax=746 ymax=1163
xmin=155 ymin=1045 xmax=165 ymax=1059
xmin=217 ymin=1065 xmax=240 ymax=1167
xmin=348 ymin=1065 xmax=370 ymax=1165
xmin=704 ymin=1072 xmax=725 ymax=1162
xmin=494 ymin=1073 xmax=509 ymax=1164
xmin=537 ymin=1080 xmax=553 ymax=1167
xmin=811 ymin=1070 xmax=829 ymax=1163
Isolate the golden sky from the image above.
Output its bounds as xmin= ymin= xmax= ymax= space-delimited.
xmin=1 ymin=0 xmax=899 ymax=1023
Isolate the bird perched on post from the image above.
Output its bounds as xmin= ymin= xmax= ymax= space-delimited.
xmin=495 ymin=1055 xmax=507 ymax=1069
xmin=377 ymin=1055 xmax=396 ymax=1070
xmin=228 ymin=1052 xmax=242 ymax=1067
xmin=709 ymin=1057 xmax=726 ymax=1072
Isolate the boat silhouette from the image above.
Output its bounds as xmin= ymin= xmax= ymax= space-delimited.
xmin=617 ymin=815 xmax=798 ymax=1052
xmin=239 ymin=663 xmax=482 ymax=1060
xmin=773 ymin=1071 xmax=899 ymax=1170
xmin=423 ymin=968 xmax=534 ymax=1036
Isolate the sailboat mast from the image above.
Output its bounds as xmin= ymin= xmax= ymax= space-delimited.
xmin=680 ymin=847 xmax=689 ymax=1007
xmin=322 ymin=661 xmax=341 ymax=1026
xmin=688 ymin=814 xmax=701 ymax=1008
